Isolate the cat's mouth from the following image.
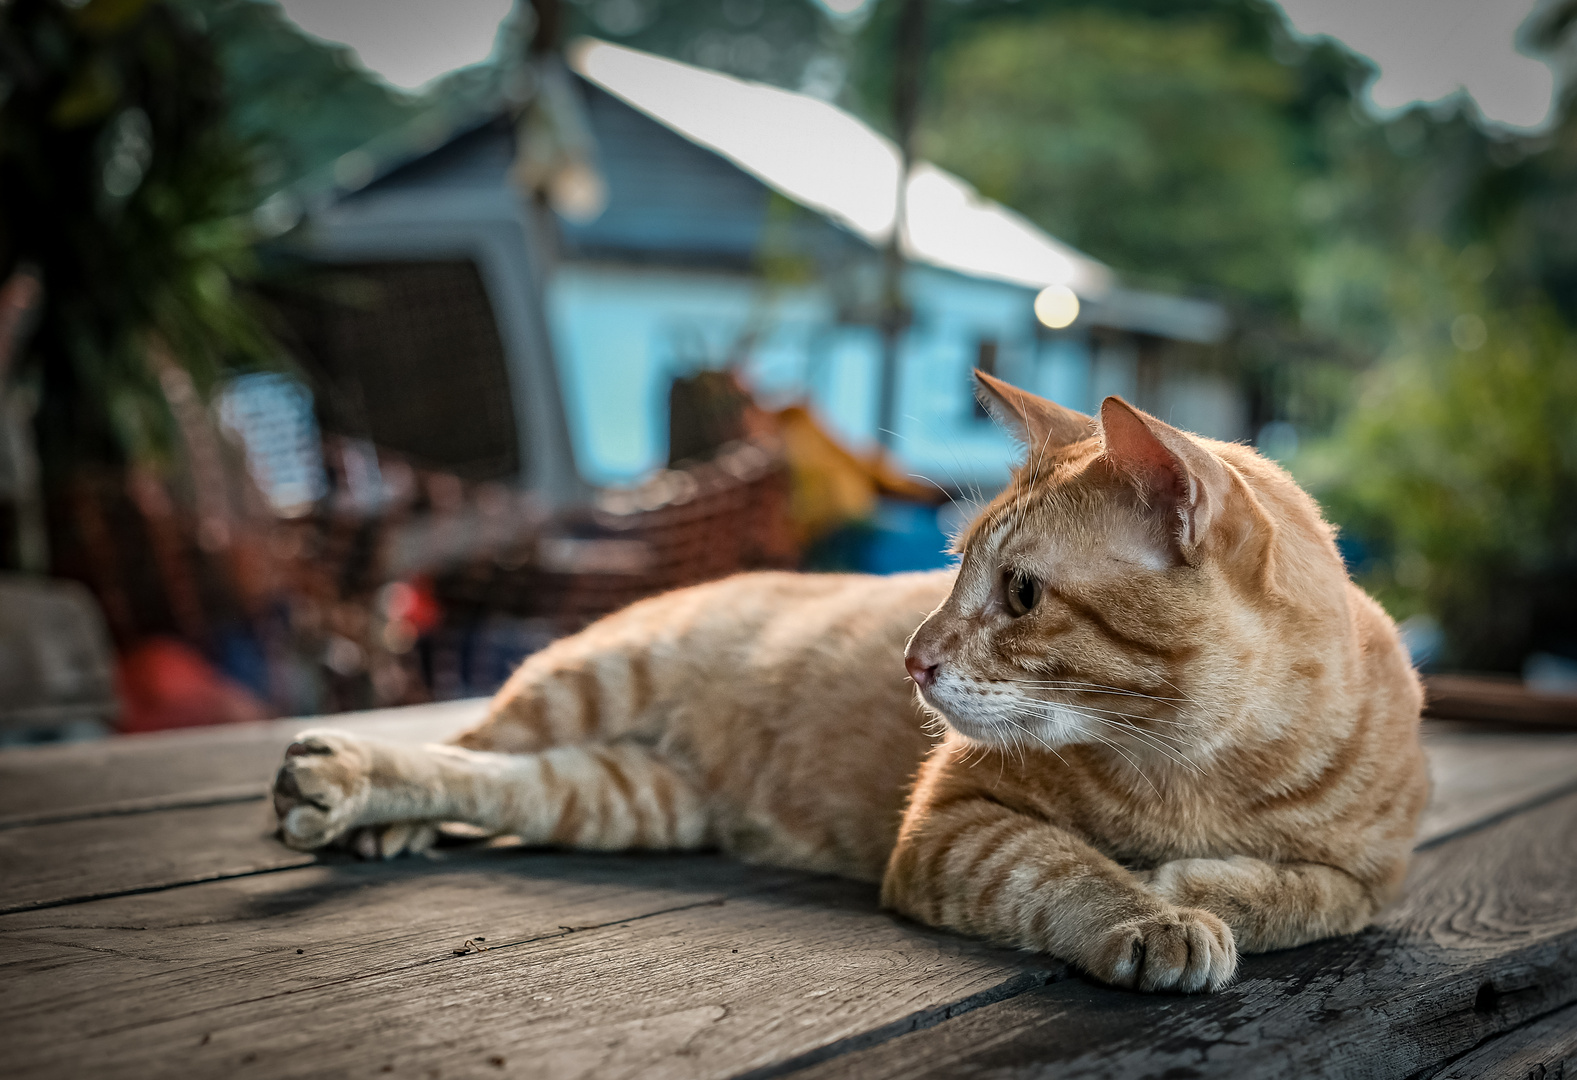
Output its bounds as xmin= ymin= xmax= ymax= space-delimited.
xmin=937 ymin=711 xmax=1010 ymax=744
xmin=913 ymin=681 xmax=981 ymax=736
xmin=917 ymin=682 xmax=1039 ymax=746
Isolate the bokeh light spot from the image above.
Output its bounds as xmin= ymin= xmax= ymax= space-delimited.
xmin=1034 ymin=285 xmax=1080 ymax=329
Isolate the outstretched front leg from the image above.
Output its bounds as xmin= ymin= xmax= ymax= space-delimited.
xmin=271 ymin=731 xmax=710 ymax=858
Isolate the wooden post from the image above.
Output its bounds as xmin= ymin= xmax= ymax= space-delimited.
xmin=0 ymin=268 xmax=49 ymax=572
xmin=875 ymin=0 xmax=927 ymax=453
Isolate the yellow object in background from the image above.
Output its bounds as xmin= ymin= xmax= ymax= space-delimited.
xmin=772 ymin=404 xmax=940 ymax=547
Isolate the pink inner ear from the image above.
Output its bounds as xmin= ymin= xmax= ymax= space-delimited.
xmin=1101 ymin=400 xmax=1185 ymax=500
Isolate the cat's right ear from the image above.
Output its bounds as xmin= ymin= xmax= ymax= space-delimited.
xmin=974 ymin=370 xmax=1093 ymax=454
xmin=1098 ymin=395 xmax=1233 ymax=551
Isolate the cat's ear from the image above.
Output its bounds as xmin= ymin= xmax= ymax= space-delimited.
xmin=974 ymin=370 xmax=1093 ymax=453
xmin=1098 ymin=396 xmax=1233 ymax=549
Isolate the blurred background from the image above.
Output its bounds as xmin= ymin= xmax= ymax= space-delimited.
xmin=1 ymin=0 xmax=1574 ymax=741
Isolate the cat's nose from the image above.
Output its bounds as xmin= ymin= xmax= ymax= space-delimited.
xmin=906 ymin=653 xmax=939 ymax=688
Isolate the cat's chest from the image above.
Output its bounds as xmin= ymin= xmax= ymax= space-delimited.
xmin=1066 ymin=783 xmax=1270 ymax=864
xmin=979 ymin=750 xmax=1295 ymax=862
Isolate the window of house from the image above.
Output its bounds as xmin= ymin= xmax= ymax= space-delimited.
xmin=278 ymin=260 xmax=522 ymax=482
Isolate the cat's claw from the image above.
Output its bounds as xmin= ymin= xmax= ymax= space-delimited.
xmin=345 ymin=821 xmax=440 ymax=860
xmin=272 ymin=730 xmax=374 ymax=851
xmin=1088 ymin=907 xmax=1237 ymax=993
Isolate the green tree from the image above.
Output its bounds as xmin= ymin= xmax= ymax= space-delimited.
xmin=1300 ymin=245 xmax=1577 ymax=670
xmin=919 ymin=9 xmax=1305 ymax=304
xmin=0 ymin=0 xmax=274 ymax=477
xmin=185 ymin=0 xmax=425 ymax=195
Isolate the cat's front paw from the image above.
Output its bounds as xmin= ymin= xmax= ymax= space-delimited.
xmin=272 ymin=730 xmax=374 ymax=850
xmin=1086 ymin=907 xmax=1236 ymax=993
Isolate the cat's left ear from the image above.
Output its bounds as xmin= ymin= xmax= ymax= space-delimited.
xmin=974 ymin=370 xmax=1093 ymax=453
xmin=1098 ymin=396 xmax=1234 ymax=550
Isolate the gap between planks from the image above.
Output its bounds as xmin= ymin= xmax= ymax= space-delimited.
xmin=1425 ymin=997 xmax=1577 ymax=1079
xmin=0 ymin=784 xmax=268 ymax=832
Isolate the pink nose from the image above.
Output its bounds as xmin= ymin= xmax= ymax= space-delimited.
xmin=906 ymin=654 xmax=939 ymax=688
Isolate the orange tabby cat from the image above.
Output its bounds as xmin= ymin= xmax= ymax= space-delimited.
xmin=272 ymin=372 xmax=1428 ymax=993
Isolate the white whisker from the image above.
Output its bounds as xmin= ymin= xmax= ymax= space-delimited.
xmin=1016 ymin=678 xmax=1197 ymax=706
xmin=1009 ymin=699 xmax=1203 ymax=776
xmin=1016 ymin=682 xmax=1192 ymax=707
xmin=1002 ymin=715 xmax=1070 ymax=771
xmin=1012 ymin=691 xmax=1195 ymax=730
xmin=998 ymin=701 xmax=1162 ymax=794
xmin=1083 ymin=728 xmax=1162 ymax=798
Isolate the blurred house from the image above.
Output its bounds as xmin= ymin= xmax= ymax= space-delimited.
xmin=281 ymin=38 xmax=1231 ymax=500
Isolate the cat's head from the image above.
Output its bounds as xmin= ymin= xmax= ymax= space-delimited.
xmin=905 ymin=371 xmax=1345 ymax=760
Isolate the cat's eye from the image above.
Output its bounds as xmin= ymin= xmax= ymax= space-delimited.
xmin=1005 ymin=570 xmax=1042 ymax=617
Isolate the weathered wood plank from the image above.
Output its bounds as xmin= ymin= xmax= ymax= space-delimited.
xmin=1419 ymin=725 xmax=1577 ymax=845
xmin=0 ymin=800 xmax=313 ymax=915
xmin=2 ymin=719 xmax=1573 ymax=929
xmin=1428 ymin=1000 xmax=1577 ymax=1079
xmin=0 ymin=699 xmax=485 ymax=823
xmin=5 ymin=707 xmax=1573 ymax=839
xmin=0 ymin=725 xmax=1572 ymax=1077
xmin=12 ymin=708 xmax=1570 ymax=834
xmin=7 ymin=789 xmax=1577 ymax=1080
xmin=0 ymin=704 xmax=490 ymax=914
xmin=0 ymin=853 xmax=1051 ymax=1080
xmin=792 ymin=789 xmax=1577 ymax=1080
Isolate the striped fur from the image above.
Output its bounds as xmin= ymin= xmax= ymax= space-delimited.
xmin=276 ymin=570 xmax=951 ymax=880
xmin=272 ymin=375 xmax=1427 ymax=995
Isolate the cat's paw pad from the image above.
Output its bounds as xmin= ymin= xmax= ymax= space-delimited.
xmin=272 ymin=730 xmax=373 ymax=851
xmin=1089 ymin=908 xmax=1236 ymax=993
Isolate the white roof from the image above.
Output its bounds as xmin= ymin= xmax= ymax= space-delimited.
xmin=568 ymin=38 xmax=1116 ymax=299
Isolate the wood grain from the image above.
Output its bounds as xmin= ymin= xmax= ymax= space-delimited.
xmin=0 ymin=800 xmax=313 ymax=914
xmin=3 ymin=721 xmax=1570 ymax=917
xmin=791 ymin=789 xmax=1577 ymax=1080
xmin=5 ymin=791 xmax=1576 ymax=1080
xmin=0 ymin=699 xmax=485 ymax=822
xmin=1429 ymin=1000 xmax=1577 ymax=1079
xmin=0 ymin=853 xmax=1050 ymax=1080
xmin=3 ymin=708 xmax=1577 ymax=1078
xmin=1418 ymin=725 xmax=1577 ymax=844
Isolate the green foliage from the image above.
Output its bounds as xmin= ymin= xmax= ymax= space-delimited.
xmin=850 ymin=0 xmax=1318 ymax=122
xmin=180 ymin=0 xmax=424 ymax=194
xmin=920 ymin=9 xmax=1305 ymax=303
xmin=1466 ymin=104 xmax=1577 ymax=327
xmin=0 ymin=0 xmax=274 ymax=473
xmin=1299 ymin=245 xmax=1577 ymax=670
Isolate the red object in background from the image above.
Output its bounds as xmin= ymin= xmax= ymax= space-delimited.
xmin=382 ymin=576 xmax=442 ymax=634
xmin=115 ymin=637 xmax=270 ymax=733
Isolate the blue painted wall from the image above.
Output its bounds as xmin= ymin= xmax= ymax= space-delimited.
xmin=545 ymin=261 xmax=1095 ymax=494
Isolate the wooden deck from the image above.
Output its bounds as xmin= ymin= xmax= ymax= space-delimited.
xmin=2 ymin=702 xmax=1576 ymax=1079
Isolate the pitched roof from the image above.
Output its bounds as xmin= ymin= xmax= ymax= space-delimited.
xmin=554 ymin=78 xmax=844 ymax=267
xmin=568 ymin=38 xmax=1115 ymax=299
